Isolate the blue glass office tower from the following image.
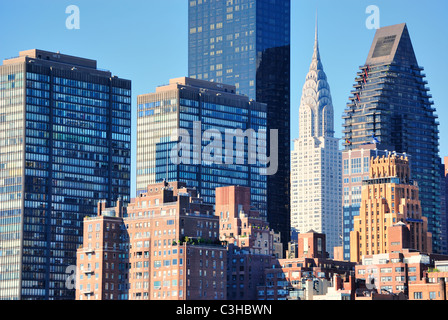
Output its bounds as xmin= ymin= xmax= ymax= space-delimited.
xmin=343 ymin=24 xmax=443 ymax=254
xmin=0 ymin=50 xmax=131 ymax=299
xmin=137 ymin=77 xmax=267 ymax=220
xmin=188 ymin=0 xmax=291 ymax=248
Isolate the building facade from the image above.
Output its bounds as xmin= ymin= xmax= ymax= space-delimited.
xmin=350 ymin=154 xmax=432 ymax=263
xmin=137 ymin=77 xmax=268 ymax=225
xmin=188 ymin=0 xmax=291 ymax=249
xmin=441 ymin=157 xmax=448 ymax=253
xmin=342 ymin=145 xmax=404 ymax=261
xmin=0 ymin=49 xmax=131 ymax=300
xmin=291 ymin=25 xmax=342 ymax=256
xmin=342 ymin=23 xmax=442 ymax=253
xmin=409 ymin=260 xmax=448 ymax=300
xmin=215 ymin=185 xmax=281 ymax=300
xmin=355 ymin=224 xmax=448 ymax=298
xmin=257 ymin=231 xmax=355 ymax=300
xmin=76 ymin=181 xmax=227 ymax=300
xmin=76 ymin=199 xmax=128 ymax=300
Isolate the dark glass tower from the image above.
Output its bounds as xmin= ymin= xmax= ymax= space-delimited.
xmin=0 ymin=50 xmax=131 ymax=299
xmin=188 ymin=0 xmax=291 ymax=248
xmin=342 ymin=24 xmax=443 ymax=253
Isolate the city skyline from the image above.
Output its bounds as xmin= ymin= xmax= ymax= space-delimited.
xmin=1 ymin=1 xmax=447 ymax=198
xmin=2 ymin=0 xmax=448 ymax=305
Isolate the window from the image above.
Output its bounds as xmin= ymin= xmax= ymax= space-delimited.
xmin=351 ymin=158 xmax=361 ymax=174
xmin=396 ymin=285 xmax=405 ymax=292
xmin=363 ymin=157 xmax=370 ymax=173
xmin=414 ymin=292 xmax=423 ymax=300
xmin=429 ymin=292 xmax=437 ymax=300
xmin=344 ymin=159 xmax=349 ymax=175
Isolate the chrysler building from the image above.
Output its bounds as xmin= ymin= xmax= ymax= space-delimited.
xmin=291 ymin=23 xmax=342 ymax=257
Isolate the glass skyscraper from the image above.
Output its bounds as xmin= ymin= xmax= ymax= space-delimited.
xmin=137 ymin=77 xmax=267 ymax=220
xmin=0 ymin=50 xmax=131 ymax=299
xmin=342 ymin=24 xmax=443 ymax=253
xmin=188 ymin=0 xmax=291 ymax=247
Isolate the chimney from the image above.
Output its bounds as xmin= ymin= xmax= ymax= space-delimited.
xmin=333 ymin=274 xmax=343 ymax=291
xmin=439 ymin=278 xmax=446 ymax=301
xmin=97 ymin=200 xmax=107 ymax=216
xmin=116 ymin=197 xmax=123 ymax=218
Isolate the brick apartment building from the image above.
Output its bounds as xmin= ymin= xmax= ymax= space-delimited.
xmin=76 ymin=181 xmax=227 ymax=300
xmin=215 ymin=186 xmax=282 ymax=300
xmin=257 ymin=231 xmax=356 ymax=300
xmin=76 ymin=198 xmax=127 ymax=300
xmin=409 ymin=260 xmax=448 ymax=300
xmin=355 ymin=223 xmax=448 ymax=299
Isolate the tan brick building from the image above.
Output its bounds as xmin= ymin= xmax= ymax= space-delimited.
xmin=350 ymin=154 xmax=431 ymax=263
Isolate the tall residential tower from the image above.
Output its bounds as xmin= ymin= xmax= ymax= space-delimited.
xmin=291 ymin=26 xmax=342 ymax=257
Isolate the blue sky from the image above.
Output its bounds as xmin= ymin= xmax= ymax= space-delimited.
xmin=1 ymin=0 xmax=447 ymax=197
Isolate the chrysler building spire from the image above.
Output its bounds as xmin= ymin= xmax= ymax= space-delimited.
xmin=298 ymin=18 xmax=334 ymax=139
xmin=314 ymin=12 xmax=319 ymax=59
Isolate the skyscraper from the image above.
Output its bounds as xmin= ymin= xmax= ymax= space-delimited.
xmin=0 ymin=49 xmax=131 ymax=300
xmin=136 ymin=77 xmax=268 ymax=220
xmin=291 ymin=26 xmax=342 ymax=257
xmin=342 ymin=24 xmax=442 ymax=253
xmin=188 ymin=0 xmax=291 ymax=248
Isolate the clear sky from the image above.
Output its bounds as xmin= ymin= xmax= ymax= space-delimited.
xmin=1 ymin=0 xmax=447 ymax=197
